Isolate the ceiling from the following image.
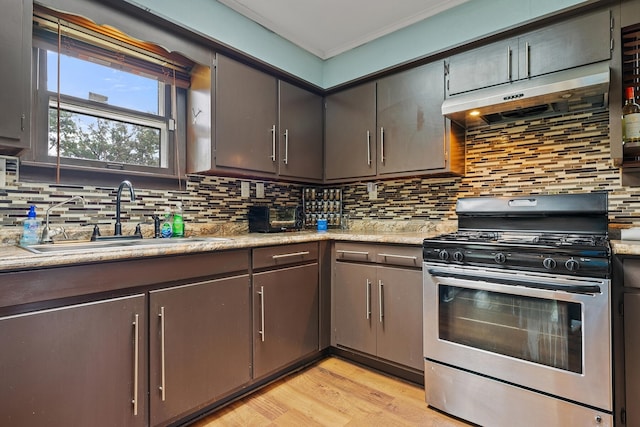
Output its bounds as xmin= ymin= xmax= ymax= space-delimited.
xmin=217 ymin=0 xmax=470 ymax=60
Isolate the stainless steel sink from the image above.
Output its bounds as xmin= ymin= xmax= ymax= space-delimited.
xmin=21 ymin=237 xmax=232 ymax=254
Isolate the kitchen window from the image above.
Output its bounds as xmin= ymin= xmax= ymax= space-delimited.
xmin=26 ymin=5 xmax=194 ymax=187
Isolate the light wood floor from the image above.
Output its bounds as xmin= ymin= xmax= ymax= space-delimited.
xmin=191 ymin=357 xmax=471 ymax=426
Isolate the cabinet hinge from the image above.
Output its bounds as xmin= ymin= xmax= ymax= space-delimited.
xmin=444 ymin=61 xmax=450 ymax=76
xmin=621 ymin=408 xmax=626 ymax=425
xmin=212 ymin=56 xmax=218 ymax=69
xmin=21 ymin=114 xmax=25 ymax=132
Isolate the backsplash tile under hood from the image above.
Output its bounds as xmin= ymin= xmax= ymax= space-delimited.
xmin=343 ymin=108 xmax=639 ymax=231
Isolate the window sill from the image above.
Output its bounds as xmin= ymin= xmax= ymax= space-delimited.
xmin=20 ymin=161 xmax=186 ymax=190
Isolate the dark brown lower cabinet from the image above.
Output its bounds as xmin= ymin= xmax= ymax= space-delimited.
xmin=149 ymin=275 xmax=251 ymax=426
xmin=253 ymin=263 xmax=319 ymax=378
xmin=334 ymin=261 xmax=423 ymax=370
xmin=0 ymin=294 xmax=147 ymax=427
xmin=334 ymin=262 xmax=377 ymax=355
xmin=624 ymin=292 xmax=640 ymax=426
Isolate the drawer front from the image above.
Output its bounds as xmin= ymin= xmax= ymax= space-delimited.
xmin=252 ymin=242 xmax=319 ymax=269
xmin=335 ymin=242 xmax=375 ymax=262
xmin=374 ymin=245 xmax=422 ymax=267
xmin=335 ymin=242 xmax=421 ymax=267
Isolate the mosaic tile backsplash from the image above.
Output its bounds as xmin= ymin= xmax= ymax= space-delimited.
xmin=1 ymin=107 xmax=639 ymax=242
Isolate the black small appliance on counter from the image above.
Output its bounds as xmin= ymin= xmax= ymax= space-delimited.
xmin=248 ymin=205 xmax=303 ymax=233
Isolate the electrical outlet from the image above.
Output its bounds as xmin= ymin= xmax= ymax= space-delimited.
xmin=241 ymin=181 xmax=250 ymax=198
xmin=256 ymin=182 xmax=265 ymax=198
xmin=367 ymin=183 xmax=377 ymax=200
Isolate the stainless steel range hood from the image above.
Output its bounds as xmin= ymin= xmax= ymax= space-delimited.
xmin=442 ymin=61 xmax=610 ymax=128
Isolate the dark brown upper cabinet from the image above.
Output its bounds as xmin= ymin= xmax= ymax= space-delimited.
xmin=215 ymin=54 xmax=279 ymax=175
xmin=278 ymin=81 xmax=323 ymax=181
xmin=324 ymin=82 xmax=377 ymax=181
xmin=325 ymin=62 xmax=464 ymax=183
xmin=447 ymin=8 xmax=612 ymax=96
xmin=377 ymin=61 xmax=463 ymax=176
xmin=188 ymin=54 xmax=323 ymax=182
xmin=0 ymin=0 xmax=31 ymax=155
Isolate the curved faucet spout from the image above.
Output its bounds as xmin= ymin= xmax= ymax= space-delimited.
xmin=40 ymin=195 xmax=85 ymax=243
xmin=115 ymin=180 xmax=135 ymax=236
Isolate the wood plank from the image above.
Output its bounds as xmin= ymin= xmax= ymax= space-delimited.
xmin=192 ymin=357 xmax=471 ymax=426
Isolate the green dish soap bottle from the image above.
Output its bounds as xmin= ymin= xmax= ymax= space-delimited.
xmin=173 ymin=202 xmax=184 ymax=237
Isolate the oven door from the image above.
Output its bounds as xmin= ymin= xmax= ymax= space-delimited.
xmin=423 ymin=262 xmax=612 ymax=411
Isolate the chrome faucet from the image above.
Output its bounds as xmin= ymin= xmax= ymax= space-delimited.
xmin=40 ymin=196 xmax=85 ymax=243
xmin=115 ymin=180 xmax=135 ymax=236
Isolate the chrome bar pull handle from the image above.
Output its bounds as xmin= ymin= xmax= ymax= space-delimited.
xmin=525 ymin=42 xmax=530 ymax=78
xmin=336 ymin=250 xmax=370 ymax=256
xmin=378 ymin=253 xmax=418 ymax=261
xmin=270 ymin=125 xmax=276 ymax=161
xmin=272 ymin=251 xmax=310 ymax=260
xmin=380 ymin=127 xmax=385 ymax=164
xmin=366 ymin=131 xmax=371 ymax=165
xmin=258 ymin=286 xmax=265 ymax=342
xmin=283 ymin=129 xmax=289 ymax=165
xmin=132 ymin=314 xmax=140 ymax=416
xmin=159 ymin=307 xmax=166 ymax=401
xmin=507 ymin=46 xmax=512 ymax=81
xmin=379 ymin=280 xmax=384 ymax=323
xmin=366 ymin=279 xmax=371 ymax=320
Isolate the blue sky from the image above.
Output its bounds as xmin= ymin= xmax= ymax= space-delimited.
xmin=47 ymin=51 xmax=159 ymax=114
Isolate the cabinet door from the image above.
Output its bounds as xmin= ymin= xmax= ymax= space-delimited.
xmin=215 ymin=55 xmax=278 ymax=174
xmin=149 ymin=275 xmax=251 ymax=426
xmin=253 ymin=263 xmax=319 ymax=378
xmin=278 ymin=81 xmax=323 ymax=180
xmin=0 ymin=295 xmax=147 ymax=427
xmin=519 ymin=9 xmax=611 ymax=79
xmin=377 ymin=62 xmax=446 ymax=174
xmin=333 ymin=262 xmax=377 ymax=355
xmin=0 ymin=0 xmax=30 ymax=152
xmin=376 ymin=266 xmax=423 ymax=370
xmin=624 ymin=293 xmax=640 ymax=427
xmin=325 ymin=82 xmax=377 ymax=180
xmin=446 ymin=38 xmax=517 ymax=96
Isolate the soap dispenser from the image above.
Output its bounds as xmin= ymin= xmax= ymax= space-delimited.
xmin=21 ymin=205 xmax=40 ymax=245
xmin=160 ymin=212 xmax=173 ymax=238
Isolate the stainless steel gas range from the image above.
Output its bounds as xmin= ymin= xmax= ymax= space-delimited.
xmin=422 ymin=193 xmax=612 ymax=427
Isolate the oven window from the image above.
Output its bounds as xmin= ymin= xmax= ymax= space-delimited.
xmin=438 ymin=286 xmax=582 ymax=373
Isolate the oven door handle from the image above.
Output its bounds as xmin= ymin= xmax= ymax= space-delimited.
xmin=427 ymin=269 xmax=601 ymax=295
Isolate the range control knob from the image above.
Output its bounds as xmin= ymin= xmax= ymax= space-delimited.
xmin=494 ymin=253 xmax=506 ymax=264
xmin=453 ymin=251 xmax=465 ymax=262
xmin=543 ymin=258 xmax=557 ymax=270
xmin=565 ymin=258 xmax=580 ymax=272
xmin=438 ymin=250 xmax=450 ymax=261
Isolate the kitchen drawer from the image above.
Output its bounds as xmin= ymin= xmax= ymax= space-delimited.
xmin=335 ymin=242 xmax=421 ymax=267
xmin=335 ymin=242 xmax=375 ymax=262
xmin=374 ymin=245 xmax=422 ymax=267
xmin=252 ymin=242 xmax=318 ymax=269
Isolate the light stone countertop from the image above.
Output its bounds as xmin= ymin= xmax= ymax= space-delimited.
xmin=610 ymin=240 xmax=640 ymax=257
xmin=0 ymin=229 xmax=439 ymax=273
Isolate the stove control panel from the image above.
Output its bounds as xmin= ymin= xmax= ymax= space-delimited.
xmin=423 ymin=246 xmax=610 ymax=278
